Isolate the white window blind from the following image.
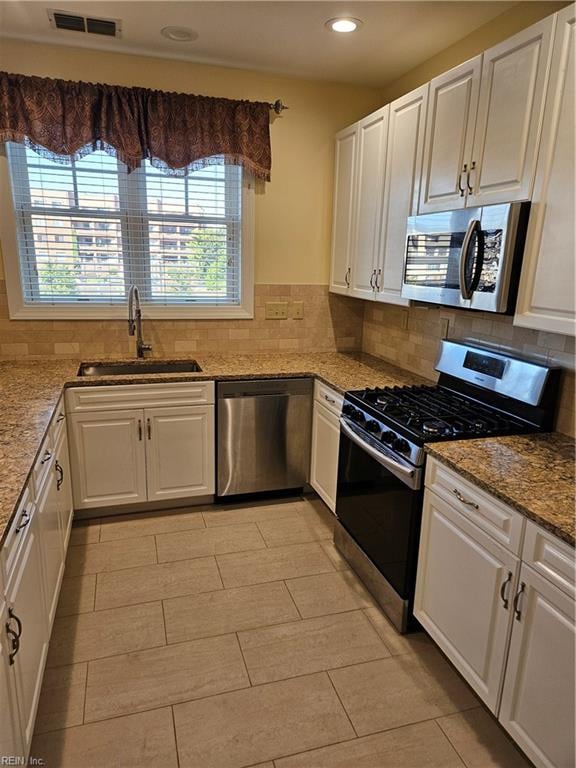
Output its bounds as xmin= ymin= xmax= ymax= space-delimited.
xmin=6 ymin=143 xmax=244 ymax=307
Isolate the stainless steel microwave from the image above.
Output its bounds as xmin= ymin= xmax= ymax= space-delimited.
xmin=401 ymin=202 xmax=530 ymax=313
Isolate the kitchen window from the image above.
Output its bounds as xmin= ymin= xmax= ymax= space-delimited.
xmin=0 ymin=143 xmax=254 ymax=319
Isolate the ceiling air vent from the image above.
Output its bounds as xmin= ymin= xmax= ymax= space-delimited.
xmin=48 ymin=10 xmax=122 ymax=37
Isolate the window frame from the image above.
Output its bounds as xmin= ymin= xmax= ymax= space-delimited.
xmin=0 ymin=146 xmax=255 ymax=320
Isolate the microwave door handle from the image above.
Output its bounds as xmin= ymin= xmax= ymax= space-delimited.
xmin=459 ymin=219 xmax=481 ymax=300
xmin=469 ymin=225 xmax=485 ymax=295
xmin=340 ymin=419 xmax=419 ymax=489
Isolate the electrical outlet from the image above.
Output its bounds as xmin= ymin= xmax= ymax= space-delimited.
xmin=291 ymin=301 xmax=304 ymax=319
xmin=439 ymin=314 xmax=452 ymax=339
xmin=265 ymin=301 xmax=288 ymax=319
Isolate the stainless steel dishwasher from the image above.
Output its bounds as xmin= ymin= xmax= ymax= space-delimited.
xmin=217 ymin=378 xmax=313 ymax=497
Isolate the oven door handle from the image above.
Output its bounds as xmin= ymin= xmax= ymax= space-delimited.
xmin=340 ymin=419 xmax=421 ymax=490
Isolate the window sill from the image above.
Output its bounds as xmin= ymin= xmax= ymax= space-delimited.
xmin=8 ymin=303 xmax=254 ymax=321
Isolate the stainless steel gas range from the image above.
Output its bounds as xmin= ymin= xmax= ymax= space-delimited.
xmin=334 ymin=340 xmax=561 ymax=634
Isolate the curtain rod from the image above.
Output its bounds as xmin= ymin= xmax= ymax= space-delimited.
xmin=269 ymin=99 xmax=289 ymax=114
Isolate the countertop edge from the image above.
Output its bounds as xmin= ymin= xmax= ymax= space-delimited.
xmin=425 ymin=447 xmax=575 ymax=548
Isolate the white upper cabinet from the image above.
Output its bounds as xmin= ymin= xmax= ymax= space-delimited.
xmin=377 ymin=84 xmax=428 ymax=305
xmin=514 ymin=5 xmax=576 ymax=336
xmin=419 ymin=57 xmax=481 ymax=213
xmin=330 ymin=125 xmax=357 ymax=294
xmin=471 ymin=17 xmax=554 ymax=205
xmin=349 ymin=107 xmax=389 ymax=300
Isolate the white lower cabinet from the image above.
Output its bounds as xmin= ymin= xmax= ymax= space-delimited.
xmin=55 ymin=428 xmax=74 ymax=548
xmin=416 ymin=458 xmax=575 ymax=768
xmin=414 ymin=489 xmax=519 ymax=712
xmin=499 ymin=564 xmax=575 ymax=768
xmin=310 ymin=402 xmax=340 ymax=513
xmin=69 ymin=409 xmax=148 ymax=509
xmin=145 ymin=406 xmax=215 ymax=501
xmin=0 ymin=599 xmax=23 ymax=760
xmin=5 ymin=514 xmax=48 ymax=756
xmin=36 ymin=457 xmax=65 ymax=627
xmin=68 ymin=392 xmax=216 ymax=509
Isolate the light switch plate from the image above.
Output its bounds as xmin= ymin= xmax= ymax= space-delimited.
xmin=265 ymin=301 xmax=288 ymax=319
xmin=291 ymin=301 xmax=304 ymax=319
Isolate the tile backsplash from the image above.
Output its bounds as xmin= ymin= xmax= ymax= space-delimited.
xmin=0 ymin=282 xmax=364 ymax=359
xmin=363 ymin=303 xmax=575 ymax=437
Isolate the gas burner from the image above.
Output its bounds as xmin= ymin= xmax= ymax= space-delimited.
xmin=422 ymin=419 xmax=449 ymax=436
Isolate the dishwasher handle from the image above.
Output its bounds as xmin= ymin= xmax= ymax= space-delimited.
xmin=220 ymin=391 xmax=291 ymax=399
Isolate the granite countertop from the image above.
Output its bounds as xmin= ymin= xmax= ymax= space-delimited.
xmin=0 ymin=352 xmax=429 ymax=545
xmin=426 ymin=434 xmax=575 ymax=547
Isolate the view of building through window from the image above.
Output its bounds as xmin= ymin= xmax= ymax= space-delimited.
xmin=7 ymin=145 xmax=242 ymax=305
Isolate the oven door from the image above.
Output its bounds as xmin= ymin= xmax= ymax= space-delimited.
xmin=335 ymin=419 xmax=423 ymax=632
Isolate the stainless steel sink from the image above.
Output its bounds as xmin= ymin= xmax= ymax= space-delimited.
xmin=78 ymin=360 xmax=202 ymax=377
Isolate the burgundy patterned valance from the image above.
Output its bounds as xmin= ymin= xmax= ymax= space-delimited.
xmin=0 ymin=71 xmax=272 ymax=180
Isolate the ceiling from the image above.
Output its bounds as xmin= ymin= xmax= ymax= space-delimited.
xmin=0 ymin=1 xmax=519 ymax=87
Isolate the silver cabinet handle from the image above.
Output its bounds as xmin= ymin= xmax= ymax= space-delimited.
xmin=137 ymin=420 xmax=143 ymax=441
xmin=40 ymin=449 xmax=52 ymax=465
xmin=459 ymin=165 xmax=467 ymax=197
xmin=344 ymin=267 xmax=351 ymax=287
xmin=375 ymin=268 xmax=382 ymax=291
xmin=146 ymin=418 xmax=151 ymax=440
xmin=56 ymin=412 xmax=65 ymax=423
xmin=500 ymin=571 xmax=513 ymax=609
xmin=6 ymin=607 xmax=22 ymax=665
xmin=324 ymin=394 xmax=336 ymax=404
xmin=452 ymin=488 xmax=479 ymax=510
xmin=513 ymin=582 xmax=526 ymax=621
xmin=467 ymin=161 xmax=476 ymax=194
xmin=14 ymin=509 xmax=31 ymax=534
xmin=369 ymin=269 xmax=376 ymax=289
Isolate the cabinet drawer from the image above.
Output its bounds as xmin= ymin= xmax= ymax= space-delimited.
xmin=66 ymin=381 xmax=215 ymax=412
xmin=32 ymin=435 xmax=54 ymax=498
xmin=50 ymin=396 xmax=67 ymax=445
xmin=1 ymin=486 xmax=35 ymax=584
xmin=522 ymin=520 xmax=575 ymax=600
xmin=425 ymin=457 xmax=525 ymax=554
xmin=314 ymin=381 xmax=343 ymax=417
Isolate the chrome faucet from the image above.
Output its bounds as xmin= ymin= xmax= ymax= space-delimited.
xmin=128 ymin=285 xmax=152 ymax=358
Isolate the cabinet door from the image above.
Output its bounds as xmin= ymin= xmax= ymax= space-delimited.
xmin=6 ymin=516 xmax=48 ymax=755
xmin=69 ymin=410 xmax=147 ymax=509
xmin=499 ymin=563 xmax=575 ymax=768
xmin=309 ymin=402 xmax=340 ymax=514
xmin=0 ymin=601 xmax=24 ymax=761
xmin=377 ymin=84 xmax=428 ymax=305
xmin=349 ymin=107 xmax=388 ymax=300
xmin=145 ymin=406 xmax=215 ymax=502
xmin=36 ymin=461 xmax=65 ymax=627
xmin=414 ymin=490 xmax=519 ymax=712
xmin=55 ymin=428 xmax=74 ymax=549
xmin=514 ymin=5 xmax=576 ymax=336
xmin=330 ymin=125 xmax=357 ymax=294
xmin=470 ymin=17 xmax=554 ymax=205
xmin=419 ymin=56 xmax=481 ymax=213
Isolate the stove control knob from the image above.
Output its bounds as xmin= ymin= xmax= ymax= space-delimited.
xmin=342 ymin=404 xmax=356 ymax=418
xmin=381 ymin=430 xmax=396 ymax=444
xmin=365 ymin=420 xmax=380 ymax=435
xmin=353 ymin=411 xmax=366 ymax=426
xmin=393 ymin=438 xmax=410 ymax=455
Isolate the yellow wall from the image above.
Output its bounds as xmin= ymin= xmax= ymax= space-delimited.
xmin=380 ymin=1 xmax=568 ymax=104
xmin=0 ymin=39 xmax=383 ymax=285
xmin=0 ymin=2 xmax=566 ymax=287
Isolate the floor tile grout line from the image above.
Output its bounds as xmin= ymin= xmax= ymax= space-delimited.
xmin=170 ymin=705 xmax=181 ymax=768
xmin=433 ymin=717 xmax=474 ymax=768
xmin=282 ymin=579 xmax=304 ymax=620
xmin=234 ymin=631 xmax=255 ymax=687
xmin=325 ymin=670 xmax=360 ymax=738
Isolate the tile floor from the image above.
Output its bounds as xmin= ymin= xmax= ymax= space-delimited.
xmin=31 ymin=496 xmax=532 ymax=768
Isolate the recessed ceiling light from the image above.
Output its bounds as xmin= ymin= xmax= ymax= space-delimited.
xmin=325 ymin=18 xmax=362 ymax=33
xmin=161 ymin=26 xmax=198 ymax=42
